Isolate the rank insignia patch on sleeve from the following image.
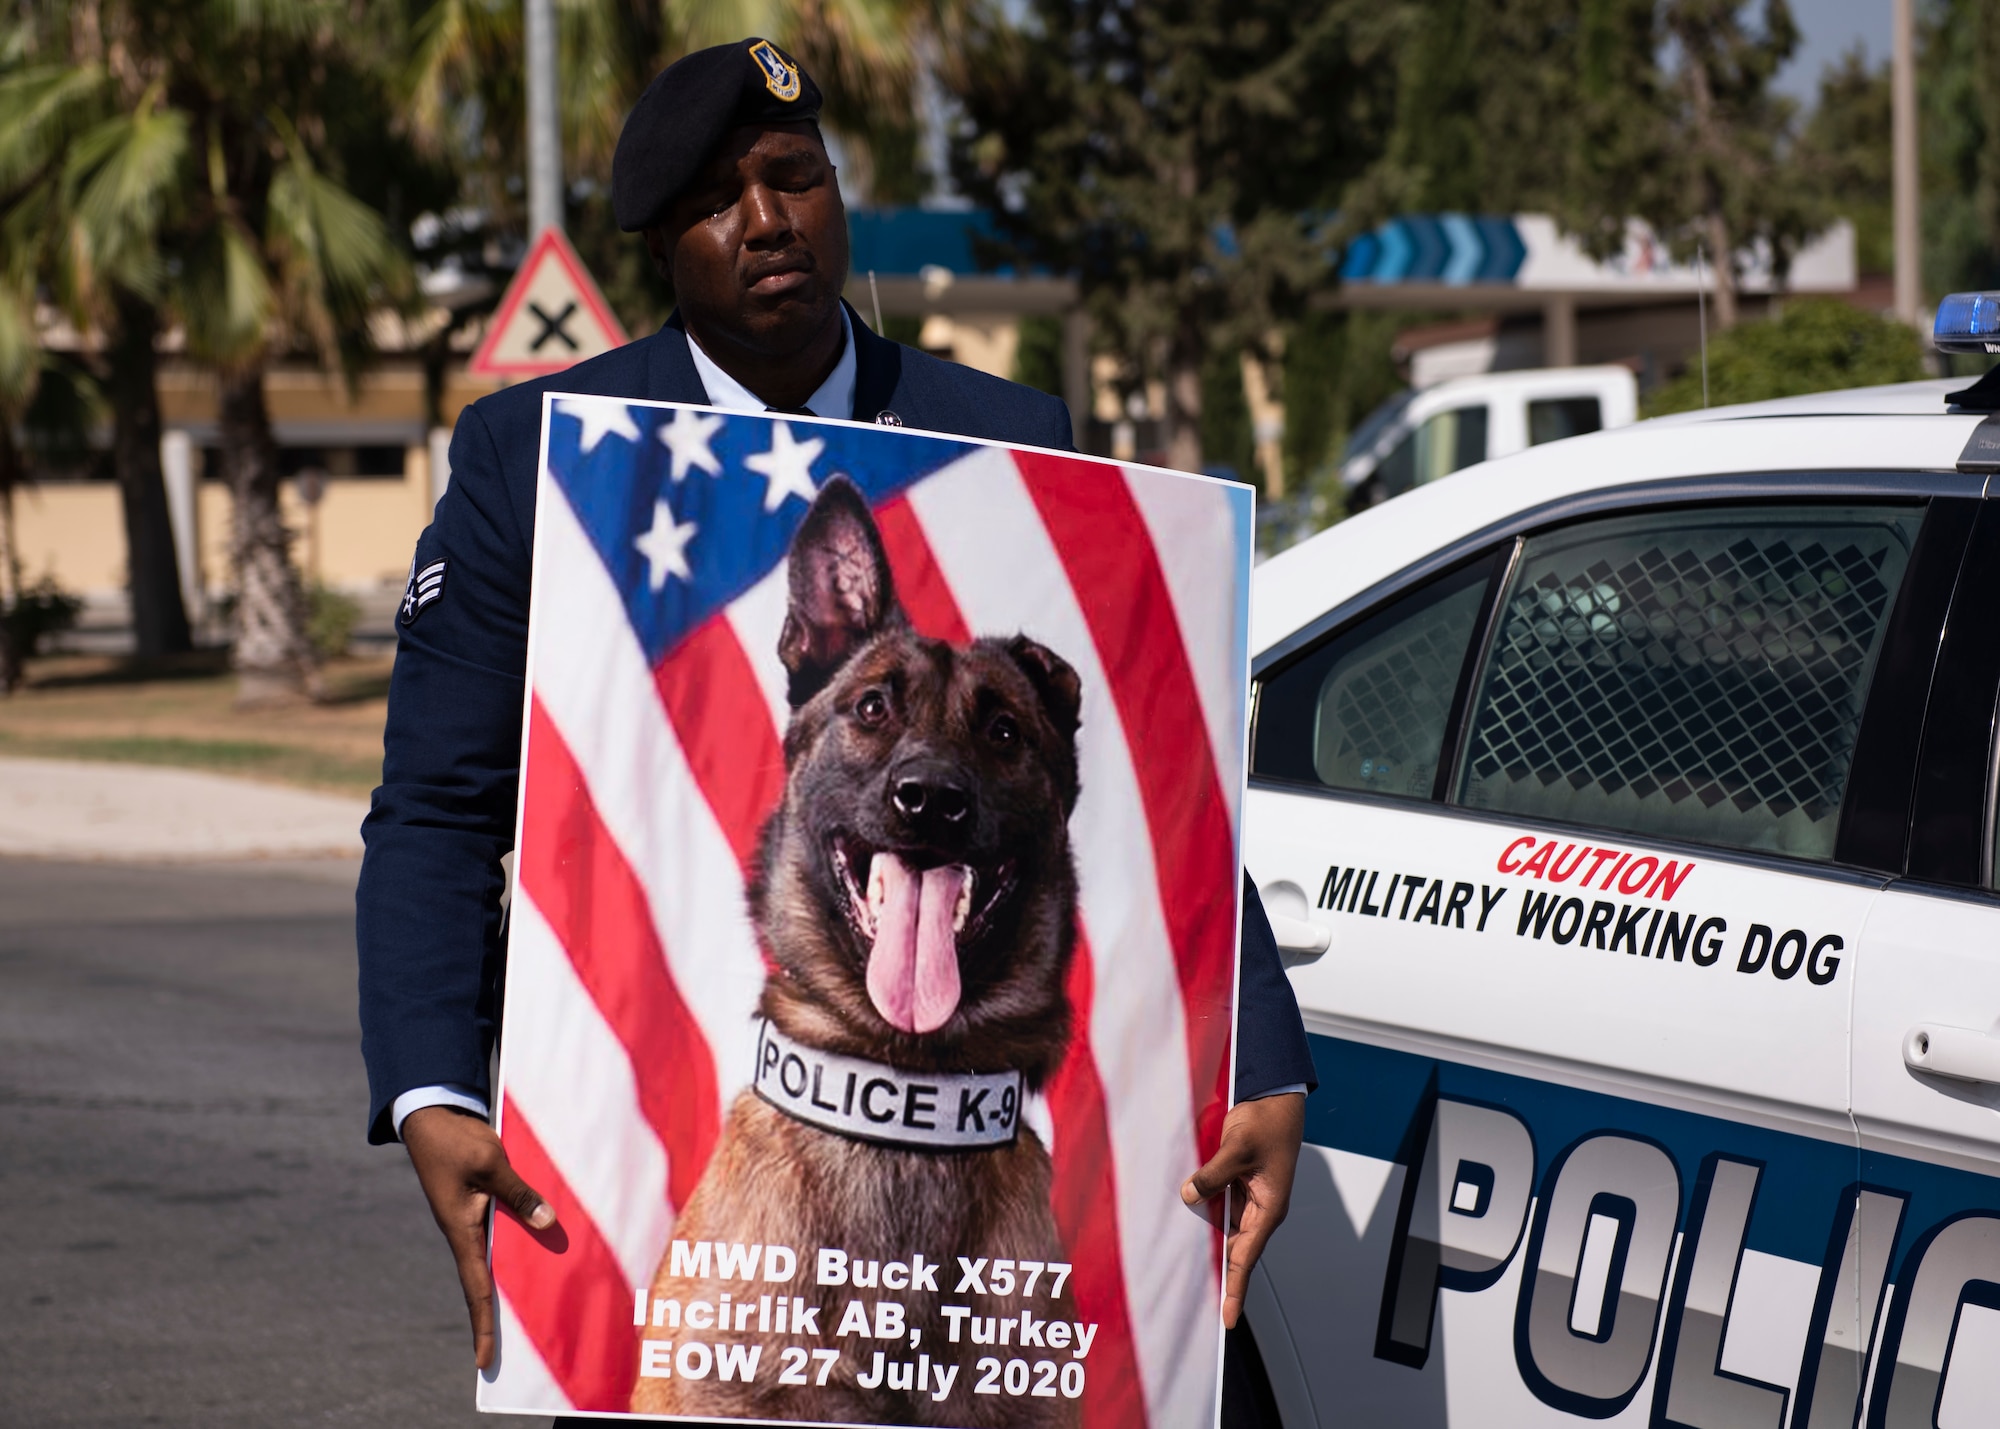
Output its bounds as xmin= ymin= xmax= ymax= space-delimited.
xmin=400 ymin=559 xmax=446 ymax=624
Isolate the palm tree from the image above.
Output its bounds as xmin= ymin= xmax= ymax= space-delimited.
xmin=150 ymin=2 xmax=415 ymax=701
xmin=0 ymin=40 xmax=194 ymax=660
xmin=405 ymin=0 xmax=928 ymax=233
xmin=178 ymin=102 xmax=413 ymax=702
xmin=3 ymin=2 xmax=416 ymax=702
xmin=0 ymin=266 xmax=38 ymax=689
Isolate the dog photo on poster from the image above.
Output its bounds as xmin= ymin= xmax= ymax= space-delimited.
xmin=484 ymin=395 xmax=1251 ymax=1428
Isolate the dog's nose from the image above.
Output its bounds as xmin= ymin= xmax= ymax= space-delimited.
xmin=889 ymin=768 xmax=972 ymax=826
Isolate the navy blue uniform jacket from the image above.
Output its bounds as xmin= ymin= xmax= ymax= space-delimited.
xmin=356 ymin=308 xmax=1316 ymax=1144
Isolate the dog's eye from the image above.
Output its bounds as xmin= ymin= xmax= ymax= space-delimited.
xmin=988 ymin=712 xmax=1020 ymax=748
xmin=855 ymin=690 xmax=890 ymax=727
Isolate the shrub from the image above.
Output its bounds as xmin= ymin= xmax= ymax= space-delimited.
xmin=306 ymin=585 xmax=362 ymax=660
xmin=1646 ymin=299 xmax=1929 ymax=416
xmin=3 ymin=577 xmax=82 ymax=652
xmin=0 ymin=577 xmax=82 ymax=693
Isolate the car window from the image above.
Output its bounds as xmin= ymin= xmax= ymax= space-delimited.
xmin=1253 ymin=558 xmax=1494 ymax=798
xmin=1377 ymin=428 xmax=1417 ymax=498
xmin=1416 ymin=406 xmax=1488 ymax=484
xmin=1344 ymin=389 xmax=1418 ymax=464
xmin=1373 ymin=407 xmax=1488 ymax=500
xmin=1528 ymin=396 xmax=1602 ymax=445
xmin=1455 ymin=504 xmax=1923 ymax=860
xmin=1991 ymin=708 xmax=2000 ymax=891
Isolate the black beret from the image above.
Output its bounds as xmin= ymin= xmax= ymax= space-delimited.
xmin=613 ymin=38 xmax=824 ymax=231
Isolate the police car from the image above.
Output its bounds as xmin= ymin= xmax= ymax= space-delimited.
xmin=1239 ymin=297 xmax=2000 ymax=1429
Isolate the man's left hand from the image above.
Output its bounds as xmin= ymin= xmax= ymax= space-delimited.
xmin=1181 ymin=1092 xmax=1306 ymax=1329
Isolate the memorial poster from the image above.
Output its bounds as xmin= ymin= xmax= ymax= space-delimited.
xmin=484 ymin=397 xmax=1252 ymax=1428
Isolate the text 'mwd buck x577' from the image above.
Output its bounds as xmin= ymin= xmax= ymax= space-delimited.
xmin=1240 ymin=305 xmax=2000 ymax=1429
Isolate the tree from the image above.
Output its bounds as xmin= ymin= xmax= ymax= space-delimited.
xmin=0 ymin=4 xmax=422 ymax=696
xmin=180 ymin=101 xmax=413 ymax=703
xmin=403 ymin=0 xmax=927 ymax=336
xmin=945 ymin=0 xmax=1397 ymax=470
xmin=1920 ymin=0 xmax=2000 ymax=297
xmin=0 ymin=244 xmax=38 ymax=689
xmin=1654 ymin=0 xmax=1809 ymax=327
xmin=1362 ymin=0 xmax=1665 ymax=231
xmin=1365 ymin=0 xmax=1814 ymax=325
xmin=0 ymin=38 xmax=193 ymax=660
xmin=1795 ymin=48 xmax=1891 ymax=278
xmin=1644 ymin=297 xmax=1926 ymax=413
xmin=69 ymin=1 xmax=416 ymax=703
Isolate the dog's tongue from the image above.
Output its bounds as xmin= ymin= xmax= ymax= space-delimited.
xmin=865 ymin=854 xmax=964 ymax=1034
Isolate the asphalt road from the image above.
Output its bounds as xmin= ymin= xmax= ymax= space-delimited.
xmin=0 ymin=857 xmax=511 ymax=1428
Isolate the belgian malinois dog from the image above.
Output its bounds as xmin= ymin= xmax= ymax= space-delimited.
xmin=633 ymin=477 xmax=1084 ymax=1426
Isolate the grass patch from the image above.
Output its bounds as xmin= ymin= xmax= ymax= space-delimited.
xmin=0 ymin=652 xmax=392 ymax=795
xmin=0 ymin=730 xmax=381 ymax=795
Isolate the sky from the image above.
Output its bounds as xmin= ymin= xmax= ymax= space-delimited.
xmin=1776 ymin=0 xmax=1892 ymax=102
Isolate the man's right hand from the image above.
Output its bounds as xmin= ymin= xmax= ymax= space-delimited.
xmin=401 ymin=1105 xmax=558 ymax=1370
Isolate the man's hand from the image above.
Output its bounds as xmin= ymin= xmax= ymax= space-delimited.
xmin=1181 ymin=1092 xmax=1306 ymax=1329
xmin=402 ymin=1106 xmax=558 ymax=1370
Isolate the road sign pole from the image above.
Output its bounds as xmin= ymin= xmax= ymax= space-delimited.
xmin=526 ymin=0 xmax=562 ymax=239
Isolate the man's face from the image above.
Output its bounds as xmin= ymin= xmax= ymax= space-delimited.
xmin=649 ymin=123 xmax=850 ymax=358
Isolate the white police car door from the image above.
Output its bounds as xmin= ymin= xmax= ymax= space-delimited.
xmin=1846 ymin=495 xmax=2000 ymax=1429
xmin=1243 ymin=489 xmax=1941 ymax=1428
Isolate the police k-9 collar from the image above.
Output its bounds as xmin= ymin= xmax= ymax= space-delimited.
xmin=753 ymin=1019 xmax=1023 ymax=1150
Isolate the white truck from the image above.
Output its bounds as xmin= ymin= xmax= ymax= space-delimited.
xmin=1341 ymin=366 xmax=1640 ymax=509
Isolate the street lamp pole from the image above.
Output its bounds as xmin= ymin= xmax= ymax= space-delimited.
xmin=1891 ymin=0 xmax=1919 ymax=326
xmin=525 ymin=0 xmax=562 ymax=239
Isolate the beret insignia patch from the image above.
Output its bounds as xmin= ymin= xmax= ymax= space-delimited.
xmin=749 ymin=40 xmax=801 ymax=102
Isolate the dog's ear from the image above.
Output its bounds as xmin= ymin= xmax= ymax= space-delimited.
xmin=779 ymin=477 xmax=905 ymax=706
xmin=1006 ymin=636 xmax=1082 ymax=744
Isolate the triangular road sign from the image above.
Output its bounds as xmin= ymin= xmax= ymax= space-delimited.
xmin=468 ymin=229 xmax=630 ymax=378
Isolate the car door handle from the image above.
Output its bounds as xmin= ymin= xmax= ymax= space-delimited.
xmin=1903 ymin=1023 xmax=2000 ymax=1084
xmin=1267 ymin=912 xmax=1331 ymax=965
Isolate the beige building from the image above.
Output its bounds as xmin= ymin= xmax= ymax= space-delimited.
xmin=13 ymin=289 xmax=1057 ymax=612
xmin=11 ymin=357 xmax=501 ymax=612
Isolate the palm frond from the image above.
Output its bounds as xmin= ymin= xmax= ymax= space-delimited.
xmin=0 ymin=64 xmax=107 ymax=198
xmin=180 ymin=219 xmax=274 ymax=367
xmin=270 ymin=156 xmax=409 ymax=301
xmin=559 ymin=0 xmax=648 ymax=175
xmin=0 ymin=276 xmax=41 ymax=410
xmin=197 ymin=0 xmax=347 ymax=40
xmin=264 ymin=110 xmax=412 ymax=362
xmin=406 ymin=0 xmax=521 ymax=155
xmin=62 ymin=94 xmax=191 ymax=301
xmin=0 ymin=174 xmax=61 ymax=286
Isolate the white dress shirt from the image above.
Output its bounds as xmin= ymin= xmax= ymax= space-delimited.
xmin=684 ymin=304 xmax=858 ymax=420
xmin=390 ymin=310 xmax=860 ymax=1141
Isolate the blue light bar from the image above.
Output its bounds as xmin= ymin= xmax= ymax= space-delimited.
xmin=1934 ymin=292 xmax=2000 ymax=353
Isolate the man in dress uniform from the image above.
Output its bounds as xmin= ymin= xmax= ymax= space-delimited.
xmin=356 ymin=38 xmax=1314 ymax=1411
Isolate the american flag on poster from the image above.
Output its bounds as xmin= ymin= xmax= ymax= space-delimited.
xmin=485 ymin=394 xmax=1251 ymax=1426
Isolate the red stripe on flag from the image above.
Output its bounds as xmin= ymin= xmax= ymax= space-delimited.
xmin=654 ymin=614 xmax=786 ymax=873
xmin=1015 ymin=455 xmax=1238 ymax=1156
xmin=1050 ymin=933 xmax=1152 ymax=1429
xmin=493 ymin=1097 xmax=639 ymax=1413
xmin=876 ymin=495 xmax=974 ymax=643
xmin=520 ymin=701 xmax=720 ymax=1208
xmin=871 ymin=496 xmax=1149 ymax=1429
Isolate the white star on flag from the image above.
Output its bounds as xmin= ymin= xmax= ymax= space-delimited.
xmin=556 ymin=397 xmax=641 ymax=454
xmin=634 ymin=499 xmax=697 ymax=591
xmin=744 ymin=421 xmax=823 ymax=512
xmin=658 ymin=407 xmax=724 ymax=482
